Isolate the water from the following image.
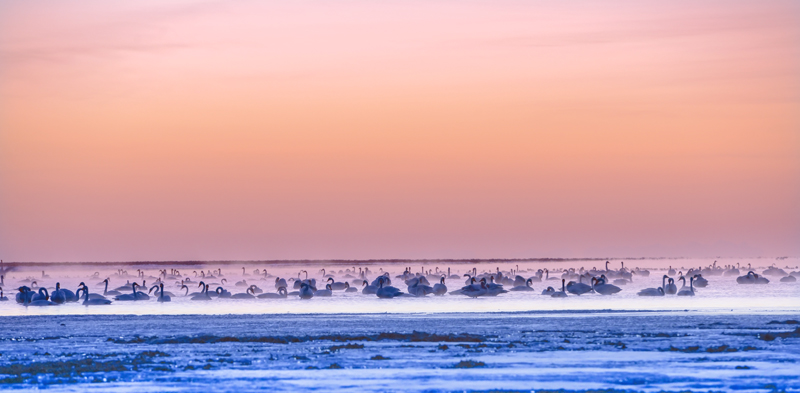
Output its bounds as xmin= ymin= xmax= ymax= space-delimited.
xmin=1 ymin=258 xmax=799 ymax=391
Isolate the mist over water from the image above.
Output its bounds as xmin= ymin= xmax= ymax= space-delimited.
xmin=3 ymin=257 xmax=798 ymax=316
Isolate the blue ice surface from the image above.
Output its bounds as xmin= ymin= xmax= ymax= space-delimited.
xmin=0 ymin=311 xmax=798 ymax=392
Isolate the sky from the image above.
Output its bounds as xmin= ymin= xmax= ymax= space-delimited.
xmin=1 ymin=1 xmax=798 ymax=262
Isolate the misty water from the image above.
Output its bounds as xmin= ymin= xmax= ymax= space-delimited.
xmin=1 ymin=258 xmax=799 ymax=391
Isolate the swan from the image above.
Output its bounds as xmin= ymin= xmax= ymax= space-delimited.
xmin=483 ymin=277 xmax=508 ymax=296
xmin=0 ymin=288 xmax=7 ymax=301
xmin=15 ymin=286 xmax=33 ymax=303
xmin=52 ymin=283 xmax=78 ymax=303
xmin=592 ymin=277 xmax=621 ymax=295
xmin=460 ymin=280 xmax=488 ymax=298
xmin=31 ymin=288 xmax=50 ymax=302
xmin=565 ymin=277 xmax=592 ymax=296
xmin=781 ymin=276 xmax=797 ymax=282
xmin=77 ymin=282 xmax=108 ymax=300
xmin=667 ymin=266 xmax=676 ymax=276
xmin=114 ymin=283 xmax=150 ymax=301
xmin=613 ymin=274 xmax=631 ymax=286
xmin=80 ymin=284 xmax=112 ymax=305
xmin=638 ymin=275 xmax=668 ymax=296
xmin=275 ymin=277 xmax=289 ymax=290
xmin=361 ymin=280 xmax=379 ymax=295
xmin=665 ymin=278 xmax=677 ymax=295
xmin=113 ymin=281 xmax=133 ymax=292
xmin=763 ymin=265 xmax=788 ymax=277
xmin=327 ymin=278 xmax=348 ymax=291
xmin=230 ymin=286 xmax=257 ymax=299
xmin=446 ymin=267 xmax=460 ymax=280
xmin=451 ymin=277 xmax=481 ymax=295
xmin=19 ymin=287 xmax=56 ymax=306
xmin=299 ymin=282 xmax=315 ymax=299
xmin=407 ymin=277 xmax=434 ymax=297
xmin=214 ymin=287 xmax=232 ymax=298
xmin=314 ymin=284 xmax=334 ymax=297
xmin=50 ymin=283 xmax=67 ymax=304
xmin=344 ymin=282 xmax=358 ymax=292
xmin=551 ymin=279 xmax=568 ymax=298
xmin=376 ymin=277 xmax=404 ymax=298
xmin=541 ymin=286 xmax=555 ymax=295
xmin=187 ymin=281 xmax=207 ymax=297
xmin=737 ymin=271 xmax=769 ymax=284
xmin=191 ymin=284 xmax=213 ymax=301
xmin=677 ymin=276 xmax=695 ymax=296
xmin=258 ymin=287 xmax=288 ymax=299
xmin=692 ymin=274 xmax=708 ymax=288
xmin=510 ymin=278 xmax=535 ymax=292
xmin=426 ymin=276 xmax=447 ymax=295
xmin=370 ymin=273 xmax=391 ymax=287
xmin=150 ymin=283 xmax=171 ymax=302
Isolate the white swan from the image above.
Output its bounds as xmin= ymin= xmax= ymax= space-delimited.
xmin=79 ymin=284 xmax=112 ymax=305
xmin=592 ymin=276 xmax=621 ymax=295
xmin=376 ymin=277 xmax=404 ymax=298
xmin=299 ymin=282 xmax=315 ymax=299
xmin=737 ymin=271 xmax=769 ymax=284
xmin=258 ymin=287 xmax=289 ymax=299
xmin=433 ymin=277 xmax=448 ymax=295
xmin=314 ymin=284 xmax=333 ymax=297
xmin=677 ymin=276 xmax=695 ymax=296
xmin=566 ymin=276 xmax=592 ymax=296
xmin=551 ymin=279 xmax=568 ymax=298
xmin=637 ymin=275 xmax=668 ymax=296
xmin=460 ymin=280 xmax=488 ymax=298
xmin=665 ymin=278 xmax=677 ymax=295
xmin=510 ymin=278 xmax=535 ymax=292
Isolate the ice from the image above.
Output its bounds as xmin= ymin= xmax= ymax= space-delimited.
xmin=0 ymin=312 xmax=799 ymax=391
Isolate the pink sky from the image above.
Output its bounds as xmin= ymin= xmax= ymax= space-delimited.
xmin=1 ymin=1 xmax=798 ymax=262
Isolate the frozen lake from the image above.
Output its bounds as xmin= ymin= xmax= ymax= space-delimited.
xmin=1 ymin=258 xmax=798 ymax=391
